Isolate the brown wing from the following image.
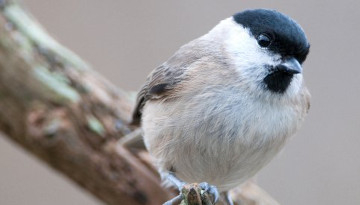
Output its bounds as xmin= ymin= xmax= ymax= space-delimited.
xmin=131 ymin=39 xmax=211 ymax=125
xmin=131 ymin=63 xmax=184 ymax=125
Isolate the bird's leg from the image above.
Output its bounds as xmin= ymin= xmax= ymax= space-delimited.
xmin=166 ymin=172 xmax=187 ymax=190
xmin=162 ymin=172 xmax=186 ymax=205
xmin=221 ymin=192 xmax=234 ymax=205
xmin=162 ymin=172 xmax=219 ymax=205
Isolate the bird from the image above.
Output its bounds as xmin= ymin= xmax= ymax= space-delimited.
xmin=131 ymin=9 xmax=310 ymax=205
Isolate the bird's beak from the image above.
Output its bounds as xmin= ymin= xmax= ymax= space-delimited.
xmin=278 ymin=57 xmax=302 ymax=74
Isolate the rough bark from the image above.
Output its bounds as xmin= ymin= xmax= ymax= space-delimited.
xmin=0 ymin=1 xmax=279 ymax=205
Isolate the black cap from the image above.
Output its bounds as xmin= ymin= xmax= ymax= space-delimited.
xmin=233 ymin=9 xmax=310 ymax=64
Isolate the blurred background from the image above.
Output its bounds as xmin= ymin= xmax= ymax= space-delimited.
xmin=0 ymin=0 xmax=359 ymax=204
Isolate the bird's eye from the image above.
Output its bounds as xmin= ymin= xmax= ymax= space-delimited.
xmin=257 ymin=33 xmax=272 ymax=48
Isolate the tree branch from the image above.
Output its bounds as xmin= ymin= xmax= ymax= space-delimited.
xmin=0 ymin=1 xmax=279 ymax=205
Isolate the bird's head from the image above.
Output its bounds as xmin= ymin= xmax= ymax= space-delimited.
xmin=212 ymin=9 xmax=310 ymax=97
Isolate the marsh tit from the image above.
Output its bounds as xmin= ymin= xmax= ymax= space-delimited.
xmin=132 ymin=9 xmax=310 ymax=205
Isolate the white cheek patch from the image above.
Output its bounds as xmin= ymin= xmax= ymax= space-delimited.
xmin=223 ymin=20 xmax=280 ymax=73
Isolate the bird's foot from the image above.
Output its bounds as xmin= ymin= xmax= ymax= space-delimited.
xmin=163 ymin=182 xmax=219 ymax=205
xmin=162 ymin=172 xmax=219 ymax=204
xmin=199 ymin=182 xmax=220 ymax=204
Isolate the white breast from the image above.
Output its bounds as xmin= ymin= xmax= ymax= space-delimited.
xmin=142 ymin=84 xmax=302 ymax=192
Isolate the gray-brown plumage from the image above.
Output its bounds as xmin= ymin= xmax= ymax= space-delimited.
xmin=131 ymin=38 xmax=224 ymax=125
xmin=132 ymin=9 xmax=310 ymax=205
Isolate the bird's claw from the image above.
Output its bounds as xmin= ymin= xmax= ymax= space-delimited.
xmin=163 ymin=182 xmax=219 ymax=205
xmin=199 ymin=182 xmax=220 ymax=204
xmin=162 ymin=173 xmax=219 ymax=204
